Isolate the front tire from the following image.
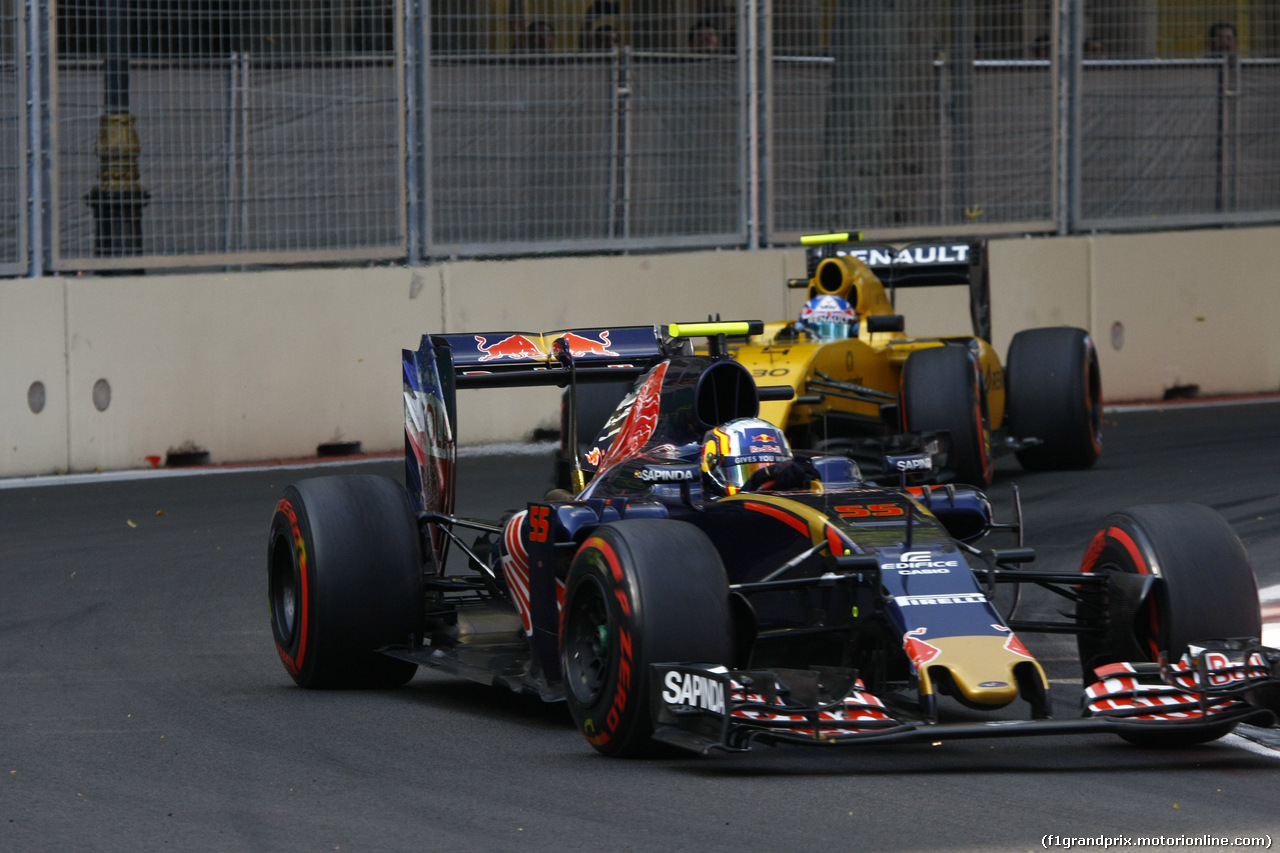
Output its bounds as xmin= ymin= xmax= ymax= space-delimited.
xmin=268 ymin=475 xmax=424 ymax=689
xmin=561 ymin=520 xmax=732 ymax=757
xmin=1077 ymin=503 xmax=1260 ymax=746
xmin=901 ymin=344 xmax=993 ymax=488
xmin=1006 ymin=326 xmax=1102 ymax=471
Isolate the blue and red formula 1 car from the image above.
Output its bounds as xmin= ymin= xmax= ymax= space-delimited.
xmin=267 ymin=321 xmax=1280 ymax=757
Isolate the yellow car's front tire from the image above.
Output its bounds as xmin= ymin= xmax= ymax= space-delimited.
xmin=901 ymin=345 xmax=993 ymax=489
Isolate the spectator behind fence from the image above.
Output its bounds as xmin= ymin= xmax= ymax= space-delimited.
xmin=522 ymin=20 xmax=556 ymax=52
xmin=1206 ymin=22 xmax=1237 ymax=56
xmin=688 ymin=19 xmax=721 ymax=54
xmin=581 ymin=22 xmax=619 ymax=52
xmin=580 ymin=0 xmax=620 ymax=51
xmin=1032 ymin=34 xmax=1103 ymax=60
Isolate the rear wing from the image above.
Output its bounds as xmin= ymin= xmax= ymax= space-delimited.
xmin=432 ymin=326 xmax=659 ymax=389
xmin=791 ymin=234 xmax=992 ymax=342
xmin=401 ymin=321 xmax=764 ymax=545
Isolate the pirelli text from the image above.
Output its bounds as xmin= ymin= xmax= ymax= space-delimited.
xmin=1042 ymin=835 xmax=1272 ymax=850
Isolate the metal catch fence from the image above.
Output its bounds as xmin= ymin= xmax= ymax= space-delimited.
xmin=1 ymin=1 xmax=1277 ymax=273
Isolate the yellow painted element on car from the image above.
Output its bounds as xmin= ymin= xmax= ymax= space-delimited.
xmin=719 ymin=493 xmax=846 ymax=549
xmin=810 ymin=255 xmax=895 ymax=318
xmin=975 ymin=339 xmax=1006 ymax=429
xmin=915 ymin=635 xmax=1047 ymax=708
xmin=668 ymin=321 xmax=753 ymax=339
xmin=800 ymin=231 xmax=862 ymax=246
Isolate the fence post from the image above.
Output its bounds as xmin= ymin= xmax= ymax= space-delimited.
xmin=26 ymin=0 xmax=42 ymax=276
xmin=608 ymin=45 xmax=630 ymax=239
xmin=85 ymin=0 xmax=149 ymax=266
xmin=1054 ymin=0 xmax=1081 ymax=236
xmin=405 ymin=0 xmax=425 ymax=263
xmin=948 ymin=0 xmax=974 ymax=225
xmin=1216 ymin=52 xmax=1239 ymax=213
xmin=936 ymin=55 xmax=951 ymax=218
xmin=747 ymin=0 xmax=771 ymax=249
xmin=743 ymin=0 xmax=756 ymax=248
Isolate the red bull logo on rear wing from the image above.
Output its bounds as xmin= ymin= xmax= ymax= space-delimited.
xmin=438 ymin=327 xmax=656 ymax=364
xmin=426 ymin=321 xmax=764 ymax=389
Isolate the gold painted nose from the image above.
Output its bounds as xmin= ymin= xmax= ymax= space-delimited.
xmin=917 ymin=635 xmax=1047 ymax=708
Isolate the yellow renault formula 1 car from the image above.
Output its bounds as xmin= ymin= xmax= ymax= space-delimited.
xmin=728 ymin=234 xmax=1102 ymax=488
xmin=556 ymin=236 xmax=1102 ymax=491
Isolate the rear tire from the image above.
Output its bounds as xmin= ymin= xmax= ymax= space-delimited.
xmin=901 ymin=344 xmax=993 ymax=488
xmin=1006 ymin=326 xmax=1102 ymax=471
xmin=268 ymin=475 xmax=424 ymax=689
xmin=562 ymin=520 xmax=732 ymax=757
xmin=1077 ymin=503 xmax=1260 ymax=746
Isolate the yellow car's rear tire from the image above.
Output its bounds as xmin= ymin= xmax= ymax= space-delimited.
xmin=1006 ymin=326 xmax=1102 ymax=471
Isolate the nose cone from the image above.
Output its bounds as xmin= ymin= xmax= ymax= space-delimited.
xmin=918 ymin=635 xmax=1046 ymax=708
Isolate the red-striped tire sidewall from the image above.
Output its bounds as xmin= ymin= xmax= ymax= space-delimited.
xmin=561 ymin=520 xmax=731 ymax=758
xmin=269 ymin=489 xmax=314 ymax=683
xmin=1079 ymin=504 xmax=1260 ymax=676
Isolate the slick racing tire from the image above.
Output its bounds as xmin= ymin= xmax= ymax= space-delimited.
xmin=1077 ymin=503 xmax=1260 ymax=747
xmin=562 ymin=520 xmax=732 ymax=758
xmin=268 ymin=475 xmax=424 ymax=689
xmin=1005 ymin=326 xmax=1102 ymax=472
xmin=554 ymin=379 xmax=634 ymax=492
xmin=901 ymin=344 xmax=993 ymax=488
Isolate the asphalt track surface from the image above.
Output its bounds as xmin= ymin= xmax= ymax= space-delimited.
xmin=4 ymin=400 xmax=1280 ymax=852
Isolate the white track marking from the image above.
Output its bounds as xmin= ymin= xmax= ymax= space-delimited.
xmin=1103 ymin=394 xmax=1280 ymax=414
xmin=0 ymin=442 xmax=559 ymax=490
xmin=8 ymin=393 xmax=1280 ymax=488
xmin=1224 ymin=733 xmax=1280 ymax=759
xmin=6 ymin=392 xmax=1280 ymax=487
xmin=1261 ymin=583 xmax=1280 ymax=649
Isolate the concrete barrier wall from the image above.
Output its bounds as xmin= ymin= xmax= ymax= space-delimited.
xmin=2 ymin=250 xmax=806 ymax=477
xmin=1089 ymin=230 xmax=1280 ymax=400
xmin=990 ymin=230 xmax=1280 ymax=402
xmin=2 ymin=281 xmax=70 ymax=476
xmin=2 ymin=227 xmax=1278 ymax=478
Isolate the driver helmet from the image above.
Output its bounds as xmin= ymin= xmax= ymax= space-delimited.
xmin=701 ymin=417 xmax=792 ymax=496
xmin=797 ymin=295 xmax=857 ymax=341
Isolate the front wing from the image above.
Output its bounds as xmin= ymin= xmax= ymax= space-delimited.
xmin=651 ymin=640 xmax=1280 ymax=754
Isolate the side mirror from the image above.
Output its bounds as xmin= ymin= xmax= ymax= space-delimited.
xmin=866 ymin=314 xmax=905 ymax=333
